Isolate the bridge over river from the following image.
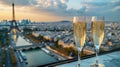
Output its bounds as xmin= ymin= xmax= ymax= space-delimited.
xmin=15 ymin=45 xmax=43 ymax=50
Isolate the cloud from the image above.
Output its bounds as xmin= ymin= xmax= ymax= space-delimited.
xmin=81 ymin=0 xmax=120 ymax=16
xmin=0 ymin=0 xmax=120 ymax=21
xmin=0 ymin=0 xmax=87 ymax=16
xmin=0 ymin=0 xmax=31 ymax=6
xmin=35 ymin=0 xmax=67 ymax=9
xmin=61 ymin=0 xmax=69 ymax=3
xmin=34 ymin=0 xmax=87 ymax=16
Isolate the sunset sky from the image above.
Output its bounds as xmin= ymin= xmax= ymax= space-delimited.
xmin=0 ymin=0 xmax=120 ymax=22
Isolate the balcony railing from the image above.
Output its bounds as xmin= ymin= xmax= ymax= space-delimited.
xmin=39 ymin=47 xmax=120 ymax=67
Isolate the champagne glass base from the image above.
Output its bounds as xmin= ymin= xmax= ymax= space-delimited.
xmin=76 ymin=63 xmax=81 ymax=67
xmin=89 ymin=64 xmax=105 ymax=67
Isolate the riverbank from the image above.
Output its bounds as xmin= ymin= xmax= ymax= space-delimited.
xmin=46 ymin=46 xmax=73 ymax=60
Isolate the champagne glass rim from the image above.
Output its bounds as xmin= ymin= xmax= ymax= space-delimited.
xmin=92 ymin=16 xmax=105 ymax=21
xmin=73 ymin=16 xmax=86 ymax=23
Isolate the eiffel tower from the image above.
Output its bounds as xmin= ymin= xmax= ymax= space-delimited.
xmin=9 ymin=2 xmax=20 ymax=33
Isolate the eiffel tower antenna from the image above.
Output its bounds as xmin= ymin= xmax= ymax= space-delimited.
xmin=12 ymin=0 xmax=15 ymax=21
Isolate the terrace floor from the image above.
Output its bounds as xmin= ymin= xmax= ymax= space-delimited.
xmin=56 ymin=50 xmax=120 ymax=67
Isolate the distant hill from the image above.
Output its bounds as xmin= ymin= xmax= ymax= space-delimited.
xmin=105 ymin=20 xmax=120 ymax=23
xmin=60 ymin=20 xmax=71 ymax=23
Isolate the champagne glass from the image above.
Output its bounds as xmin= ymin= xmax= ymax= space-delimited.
xmin=73 ymin=16 xmax=86 ymax=67
xmin=90 ymin=16 xmax=105 ymax=67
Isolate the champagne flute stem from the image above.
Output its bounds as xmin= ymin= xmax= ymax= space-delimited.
xmin=77 ymin=47 xmax=82 ymax=67
xmin=95 ymin=47 xmax=99 ymax=64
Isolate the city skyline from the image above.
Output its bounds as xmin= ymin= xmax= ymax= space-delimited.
xmin=0 ymin=0 xmax=120 ymax=22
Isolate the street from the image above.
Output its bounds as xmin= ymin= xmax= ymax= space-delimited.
xmin=5 ymin=48 xmax=12 ymax=67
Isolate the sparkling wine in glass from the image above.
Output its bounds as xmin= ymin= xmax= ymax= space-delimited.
xmin=73 ymin=16 xmax=86 ymax=67
xmin=90 ymin=16 xmax=105 ymax=67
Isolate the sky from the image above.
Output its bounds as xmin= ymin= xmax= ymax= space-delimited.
xmin=0 ymin=0 xmax=120 ymax=22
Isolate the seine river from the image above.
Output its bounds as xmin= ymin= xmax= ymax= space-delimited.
xmin=24 ymin=49 xmax=58 ymax=67
xmin=16 ymin=35 xmax=58 ymax=67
